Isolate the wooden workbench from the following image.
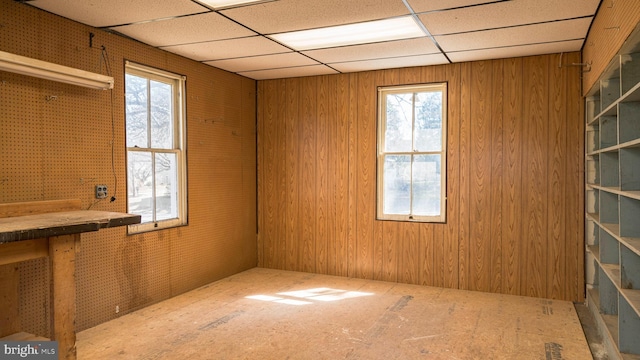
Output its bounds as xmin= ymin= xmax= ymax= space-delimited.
xmin=0 ymin=199 xmax=140 ymax=360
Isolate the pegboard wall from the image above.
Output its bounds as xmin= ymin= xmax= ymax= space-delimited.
xmin=0 ymin=0 xmax=257 ymax=335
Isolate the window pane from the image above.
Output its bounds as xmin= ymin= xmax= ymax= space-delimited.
xmin=414 ymin=91 xmax=442 ymax=152
xmin=125 ymin=74 xmax=148 ymax=148
xmin=412 ymin=154 xmax=441 ymax=216
xmin=385 ymin=93 xmax=413 ymax=152
xmin=155 ymin=153 xmax=178 ymax=221
xmin=383 ymin=155 xmax=411 ymax=214
xmin=127 ymin=151 xmax=153 ymax=223
xmin=150 ymin=80 xmax=173 ymax=149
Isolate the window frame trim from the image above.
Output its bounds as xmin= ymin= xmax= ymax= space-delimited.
xmin=376 ymin=82 xmax=447 ymax=223
xmin=124 ymin=61 xmax=188 ymax=234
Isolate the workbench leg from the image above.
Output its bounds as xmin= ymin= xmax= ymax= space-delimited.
xmin=0 ymin=263 xmax=20 ymax=337
xmin=49 ymin=234 xmax=78 ymax=360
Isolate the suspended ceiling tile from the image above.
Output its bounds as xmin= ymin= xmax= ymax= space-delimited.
xmin=28 ymin=0 xmax=208 ymax=28
xmin=329 ymin=53 xmax=449 ymax=73
xmin=220 ymin=0 xmax=410 ymax=34
xmin=435 ymin=17 xmax=592 ymax=52
xmin=205 ymin=53 xmax=319 ymax=73
xmin=110 ymin=12 xmax=255 ymax=47
xmin=419 ymin=0 xmax=600 ymax=35
xmin=406 ymin=0 xmax=498 ymax=13
xmin=302 ymin=37 xmax=439 ymax=64
xmin=238 ymin=65 xmax=339 ymax=80
xmin=447 ymin=39 xmax=584 ymax=63
xmin=161 ymin=36 xmax=290 ymax=61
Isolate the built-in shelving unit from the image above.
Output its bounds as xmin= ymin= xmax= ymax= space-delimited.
xmin=585 ymin=24 xmax=640 ymax=360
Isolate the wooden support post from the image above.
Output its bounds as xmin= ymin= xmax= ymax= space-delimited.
xmin=49 ymin=234 xmax=78 ymax=360
xmin=0 ymin=263 xmax=20 ymax=337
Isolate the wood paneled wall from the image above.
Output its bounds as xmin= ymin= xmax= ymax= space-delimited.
xmin=583 ymin=0 xmax=640 ymax=94
xmin=257 ymin=53 xmax=585 ymax=302
xmin=1 ymin=0 xmax=256 ymax=334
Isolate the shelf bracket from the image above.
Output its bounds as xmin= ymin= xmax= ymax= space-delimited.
xmin=558 ymin=53 xmax=592 ymax=72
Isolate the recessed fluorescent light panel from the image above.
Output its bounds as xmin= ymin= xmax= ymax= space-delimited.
xmin=270 ymin=16 xmax=426 ymax=51
xmin=194 ymin=0 xmax=269 ymax=10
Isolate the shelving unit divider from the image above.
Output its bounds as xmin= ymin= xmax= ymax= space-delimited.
xmin=600 ymin=267 xmax=620 ymax=315
xmin=587 ymin=156 xmax=600 ymax=185
xmin=601 ymin=114 xmax=619 ymax=148
xmin=601 ymin=77 xmax=622 ymax=110
xmin=621 ymin=53 xmax=640 ymax=94
xmin=618 ymin=102 xmax=640 ymax=144
xmin=621 ymin=245 xmax=640 ymax=290
xmin=620 ymin=148 xmax=640 ymax=191
xmin=601 ymin=229 xmax=620 ymax=264
xmin=619 ymin=296 xmax=640 ymax=354
xmin=620 ymin=197 xmax=640 ymax=238
xmin=600 ymin=191 xmax=619 ymax=224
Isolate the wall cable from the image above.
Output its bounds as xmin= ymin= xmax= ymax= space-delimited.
xmin=100 ymin=46 xmax=118 ymax=204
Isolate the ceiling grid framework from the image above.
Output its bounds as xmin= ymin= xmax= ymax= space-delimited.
xmin=25 ymin=0 xmax=602 ymax=80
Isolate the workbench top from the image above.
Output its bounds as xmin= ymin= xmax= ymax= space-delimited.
xmin=0 ymin=210 xmax=141 ymax=243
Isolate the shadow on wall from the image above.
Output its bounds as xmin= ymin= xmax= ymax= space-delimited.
xmin=115 ymin=234 xmax=151 ymax=312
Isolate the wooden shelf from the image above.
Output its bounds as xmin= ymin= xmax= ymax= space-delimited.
xmin=591 ymin=145 xmax=620 ymax=155
xmin=589 ymin=217 xmax=640 ymax=259
xmin=622 ymin=236 xmax=640 ymax=257
xmin=620 ymin=81 xmax=640 ymax=103
xmin=590 ymin=185 xmax=640 ymax=201
xmin=587 ymin=138 xmax=640 ymax=154
xmin=601 ymin=263 xmax=622 ymax=286
xmin=619 ymin=138 xmax=640 ymax=149
xmin=621 ymin=288 xmax=640 ymax=320
xmin=588 ymin=244 xmax=601 ymax=261
xmin=598 ymin=101 xmax=618 ymax=117
xmin=622 ymin=353 xmax=640 ymax=360
xmin=591 ymin=184 xmax=620 ymax=193
xmin=600 ymin=222 xmax=620 ymax=240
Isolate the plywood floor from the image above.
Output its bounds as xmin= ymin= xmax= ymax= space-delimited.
xmin=77 ymin=268 xmax=592 ymax=359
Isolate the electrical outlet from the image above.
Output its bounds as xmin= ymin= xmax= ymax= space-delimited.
xmin=96 ymin=185 xmax=108 ymax=199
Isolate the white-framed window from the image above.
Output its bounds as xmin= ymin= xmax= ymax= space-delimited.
xmin=125 ymin=61 xmax=187 ymax=233
xmin=377 ymin=83 xmax=447 ymax=223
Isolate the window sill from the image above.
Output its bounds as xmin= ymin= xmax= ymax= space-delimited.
xmin=127 ymin=219 xmax=187 ymax=235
